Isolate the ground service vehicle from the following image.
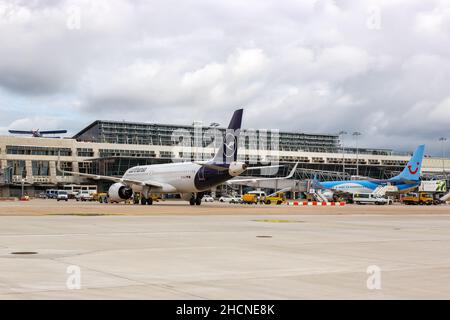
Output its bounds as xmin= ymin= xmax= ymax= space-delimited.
xmin=264 ymin=192 xmax=286 ymax=205
xmin=46 ymin=189 xmax=57 ymax=199
xmin=203 ymin=195 xmax=214 ymax=202
xmin=138 ymin=194 xmax=162 ymax=205
xmin=56 ymin=190 xmax=69 ymax=201
xmin=402 ymin=192 xmax=434 ymax=205
xmin=219 ymin=195 xmax=234 ymax=203
xmin=230 ymin=196 xmax=242 ymax=204
xmin=76 ymin=190 xmax=94 ymax=201
xmin=242 ymin=191 xmax=266 ymax=204
xmin=93 ymin=192 xmax=108 ymax=203
xmin=353 ymin=193 xmax=393 ymax=205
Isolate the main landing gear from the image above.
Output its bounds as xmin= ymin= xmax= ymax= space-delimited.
xmin=140 ymin=197 xmax=153 ymax=205
xmin=189 ymin=193 xmax=204 ymax=206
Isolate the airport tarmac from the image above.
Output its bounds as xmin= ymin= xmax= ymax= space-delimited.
xmin=0 ymin=199 xmax=450 ymax=299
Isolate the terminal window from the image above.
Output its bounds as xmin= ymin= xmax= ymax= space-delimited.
xmin=6 ymin=160 xmax=26 ymax=176
xmin=6 ymin=146 xmax=72 ymax=156
xmin=32 ymin=161 xmax=50 ymax=176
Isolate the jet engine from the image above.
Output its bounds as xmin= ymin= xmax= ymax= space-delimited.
xmin=228 ymin=161 xmax=248 ymax=176
xmin=108 ymin=183 xmax=133 ymax=202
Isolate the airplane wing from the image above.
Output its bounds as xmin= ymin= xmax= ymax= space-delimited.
xmin=228 ymin=162 xmax=298 ymax=184
xmin=8 ymin=130 xmax=33 ymax=134
xmin=193 ymin=162 xmax=229 ymax=171
xmin=40 ymin=130 xmax=68 ymax=134
xmin=267 ymin=187 xmax=293 ymax=197
xmin=56 ymin=159 xmax=163 ymax=188
xmin=195 ymin=162 xmax=285 ymax=172
xmin=194 ymin=161 xmax=284 ymax=172
xmin=245 ymin=164 xmax=284 ymax=171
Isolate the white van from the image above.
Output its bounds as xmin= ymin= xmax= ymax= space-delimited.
xmin=46 ymin=189 xmax=57 ymax=199
xmin=353 ymin=193 xmax=393 ymax=205
xmin=56 ymin=190 xmax=69 ymax=201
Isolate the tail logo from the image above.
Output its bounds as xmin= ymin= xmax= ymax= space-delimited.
xmin=407 ymin=162 xmax=420 ymax=175
xmin=223 ymin=132 xmax=237 ymax=157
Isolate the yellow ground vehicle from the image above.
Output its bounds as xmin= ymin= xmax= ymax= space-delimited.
xmin=137 ymin=193 xmax=162 ymax=205
xmin=242 ymin=191 xmax=266 ymax=204
xmin=264 ymin=192 xmax=286 ymax=205
xmin=93 ymin=192 xmax=108 ymax=203
xmin=401 ymin=192 xmax=434 ymax=205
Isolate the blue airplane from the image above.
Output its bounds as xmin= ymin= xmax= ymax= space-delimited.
xmin=315 ymin=144 xmax=425 ymax=197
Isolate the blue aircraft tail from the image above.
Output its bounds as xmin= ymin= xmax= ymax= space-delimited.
xmin=389 ymin=145 xmax=425 ymax=182
xmin=311 ymin=173 xmax=324 ymax=189
xmin=212 ymin=109 xmax=243 ymax=164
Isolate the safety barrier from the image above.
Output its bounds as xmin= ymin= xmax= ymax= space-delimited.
xmin=287 ymin=201 xmax=346 ymax=206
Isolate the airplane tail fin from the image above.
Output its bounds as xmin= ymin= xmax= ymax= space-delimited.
xmin=390 ymin=145 xmax=425 ymax=182
xmin=212 ymin=109 xmax=243 ymax=164
xmin=311 ymin=173 xmax=323 ymax=189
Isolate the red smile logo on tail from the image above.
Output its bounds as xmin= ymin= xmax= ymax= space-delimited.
xmin=408 ymin=162 xmax=420 ymax=175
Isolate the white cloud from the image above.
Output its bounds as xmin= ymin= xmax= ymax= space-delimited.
xmin=8 ymin=116 xmax=67 ymax=131
xmin=0 ymin=0 xmax=449 ymax=154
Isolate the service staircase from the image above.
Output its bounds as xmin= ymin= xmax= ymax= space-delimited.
xmin=440 ymin=191 xmax=450 ymax=202
xmin=311 ymin=189 xmax=329 ymax=202
xmin=372 ymin=185 xmax=398 ymax=197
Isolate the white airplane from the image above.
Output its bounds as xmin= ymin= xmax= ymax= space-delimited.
xmin=58 ymin=109 xmax=287 ymax=205
xmin=313 ymin=145 xmax=426 ymax=200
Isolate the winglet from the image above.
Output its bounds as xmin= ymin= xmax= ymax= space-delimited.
xmin=286 ymin=162 xmax=299 ymax=179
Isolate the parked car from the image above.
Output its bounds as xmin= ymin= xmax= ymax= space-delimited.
xmin=56 ymin=190 xmax=69 ymax=202
xmin=219 ymin=195 xmax=233 ymax=203
xmin=76 ymin=190 xmax=94 ymax=201
xmin=46 ymin=189 xmax=57 ymax=199
xmin=203 ymin=195 xmax=214 ymax=202
xmin=230 ymin=196 xmax=242 ymax=204
xmin=219 ymin=195 xmax=242 ymax=203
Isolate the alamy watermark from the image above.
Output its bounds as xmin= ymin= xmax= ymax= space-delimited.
xmin=366 ymin=5 xmax=382 ymax=30
xmin=171 ymin=125 xmax=280 ymax=175
xmin=66 ymin=5 xmax=81 ymax=30
xmin=366 ymin=265 xmax=381 ymax=290
xmin=66 ymin=265 xmax=81 ymax=290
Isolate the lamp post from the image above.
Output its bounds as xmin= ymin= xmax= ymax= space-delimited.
xmin=439 ymin=137 xmax=447 ymax=178
xmin=353 ymin=132 xmax=362 ymax=177
xmin=338 ymin=131 xmax=348 ymax=180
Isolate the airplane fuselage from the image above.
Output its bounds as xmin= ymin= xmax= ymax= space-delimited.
xmin=122 ymin=162 xmax=232 ymax=194
xmin=320 ymin=179 xmax=419 ymax=195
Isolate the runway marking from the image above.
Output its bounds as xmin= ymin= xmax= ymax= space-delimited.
xmin=253 ymin=219 xmax=304 ymax=223
xmin=10 ymin=251 xmax=38 ymax=255
xmin=47 ymin=213 xmax=124 ymax=216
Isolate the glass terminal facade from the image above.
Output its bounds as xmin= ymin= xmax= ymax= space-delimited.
xmin=74 ymin=120 xmax=346 ymax=153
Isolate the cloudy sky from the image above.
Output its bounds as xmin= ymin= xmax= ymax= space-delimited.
xmin=0 ymin=0 xmax=449 ymax=155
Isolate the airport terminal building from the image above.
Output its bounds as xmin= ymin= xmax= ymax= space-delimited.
xmin=1 ymin=120 xmax=449 ymax=197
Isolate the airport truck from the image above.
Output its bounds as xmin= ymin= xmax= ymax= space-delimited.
xmin=264 ymin=192 xmax=286 ymax=205
xmin=242 ymin=191 xmax=266 ymax=204
xmin=401 ymin=192 xmax=435 ymax=205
